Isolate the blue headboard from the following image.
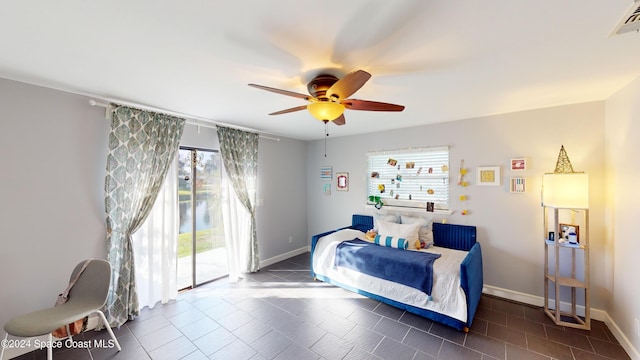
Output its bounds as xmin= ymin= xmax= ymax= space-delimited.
xmin=432 ymin=222 xmax=477 ymax=251
xmin=351 ymin=214 xmax=374 ymax=233
xmin=350 ymin=214 xmax=477 ymax=251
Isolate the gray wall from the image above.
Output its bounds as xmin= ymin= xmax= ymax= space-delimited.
xmin=606 ymin=75 xmax=640 ymax=356
xmin=306 ymin=102 xmax=608 ymax=309
xmin=0 ymin=78 xmax=307 ymax=338
xmin=179 ymin=123 xmax=308 ymax=263
xmin=0 ymin=78 xmax=109 ymax=331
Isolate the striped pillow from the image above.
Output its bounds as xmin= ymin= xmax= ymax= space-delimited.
xmin=374 ymin=234 xmax=408 ymax=250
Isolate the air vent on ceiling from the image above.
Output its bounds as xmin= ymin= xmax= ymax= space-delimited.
xmin=611 ymin=0 xmax=640 ymax=35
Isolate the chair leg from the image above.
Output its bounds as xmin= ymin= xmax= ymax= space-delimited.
xmin=96 ymin=310 xmax=121 ymax=351
xmin=47 ymin=333 xmax=53 ymax=360
xmin=0 ymin=333 xmax=7 ymax=360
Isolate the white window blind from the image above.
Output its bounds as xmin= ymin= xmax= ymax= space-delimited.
xmin=367 ymin=146 xmax=449 ymax=210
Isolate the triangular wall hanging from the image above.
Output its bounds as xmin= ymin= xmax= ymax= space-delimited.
xmin=554 ymin=145 xmax=576 ymax=174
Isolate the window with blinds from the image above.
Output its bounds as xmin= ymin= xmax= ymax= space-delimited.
xmin=367 ymin=146 xmax=449 ymax=210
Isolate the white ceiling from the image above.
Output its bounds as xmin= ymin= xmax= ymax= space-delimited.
xmin=1 ymin=1 xmax=639 ymax=140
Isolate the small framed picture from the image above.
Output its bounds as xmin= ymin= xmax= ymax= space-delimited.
xmin=426 ymin=202 xmax=435 ymax=212
xmin=559 ymin=223 xmax=579 ymax=244
xmin=336 ymin=172 xmax=349 ymax=191
xmin=320 ymin=166 xmax=332 ymax=180
xmin=548 ymin=231 xmax=555 ymax=242
xmin=476 ymin=166 xmax=501 ymax=186
xmin=510 ymin=177 xmax=526 ymax=193
xmin=511 ymin=158 xmax=526 ymax=171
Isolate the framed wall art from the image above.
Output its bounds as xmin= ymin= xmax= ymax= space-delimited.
xmin=336 ymin=172 xmax=349 ymax=191
xmin=510 ymin=177 xmax=526 ymax=193
xmin=476 ymin=166 xmax=500 ymax=186
xmin=320 ymin=166 xmax=332 ymax=180
xmin=511 ymin=158 xmax=526 ymax=171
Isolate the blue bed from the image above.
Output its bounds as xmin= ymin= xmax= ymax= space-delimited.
xmin=310 ymin=214 xmax=483 ymax=332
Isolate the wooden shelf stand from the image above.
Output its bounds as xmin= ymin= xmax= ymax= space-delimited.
xmin=543 ymin=206 xmax=590 ymax=330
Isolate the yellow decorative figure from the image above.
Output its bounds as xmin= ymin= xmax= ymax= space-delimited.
xmin=365 ymin=230 xmax=377 ymax=242
xmin=458 ymin=160 xmax=467 ymax=186
xmin=459 ymin=195 xmax=467 ymax=201
xmin=461 ymin=209 xmax=468 ymax=215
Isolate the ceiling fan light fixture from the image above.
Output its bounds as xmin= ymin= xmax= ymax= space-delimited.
xmin=307 ymin=101 xmax=345 ymax=121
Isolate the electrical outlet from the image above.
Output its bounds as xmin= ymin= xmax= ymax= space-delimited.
xmin=288 ymin=236 xmax=293 ymax=244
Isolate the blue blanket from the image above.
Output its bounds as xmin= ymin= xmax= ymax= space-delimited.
xmin=335 ymin=239 xmax=441 ymax=295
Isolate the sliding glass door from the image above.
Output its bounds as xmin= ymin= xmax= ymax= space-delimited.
xmin=177 ymin=147 xmax=227 ymax=289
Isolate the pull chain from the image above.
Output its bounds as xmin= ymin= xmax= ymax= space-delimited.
xmin=324 ymin=120 xmax=329 ymax=157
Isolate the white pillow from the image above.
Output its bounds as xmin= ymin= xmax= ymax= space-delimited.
xmin=372 ymin=213 xmax=400 ymax=231
xmin=373 ymin=234 xmax=408 ymax=250
xmin=377 ymin=220 xmax=421 ymax=249
xmin=400 ymin=215 xmax=434 ymax=248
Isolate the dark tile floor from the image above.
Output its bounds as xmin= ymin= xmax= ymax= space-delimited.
xmin=12 ymin=253 xmax=630 ymax=360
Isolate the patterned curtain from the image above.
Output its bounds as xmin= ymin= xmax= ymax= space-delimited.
xmin=104 ymin=105 xmax=184 ymax=326
xmin=216 ymin=126 xmax=260 ymax=275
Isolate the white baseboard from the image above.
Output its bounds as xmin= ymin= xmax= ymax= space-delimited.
xmin=602 ymin=312 xmax=640 ymax=360
xmin=483 ymin=285 xmax=639 ymax=360
xmin=259 ymin=246 xmax=310 ymax=268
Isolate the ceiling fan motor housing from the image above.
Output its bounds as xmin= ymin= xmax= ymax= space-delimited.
xmin=307 ymin=74 xmax=339 ymax=100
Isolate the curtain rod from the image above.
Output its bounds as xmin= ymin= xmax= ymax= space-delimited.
xmin=89 ymin=99 xmax=280 ymax=142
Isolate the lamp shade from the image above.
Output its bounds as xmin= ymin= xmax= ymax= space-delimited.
xmin=542 ymin=173 xmax=589 ymax=209
xmin=307 ymin=101 xmax=345 ymax=121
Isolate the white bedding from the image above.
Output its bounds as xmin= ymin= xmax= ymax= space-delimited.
xmin=312 ymin=229 xmax=468 ymax=322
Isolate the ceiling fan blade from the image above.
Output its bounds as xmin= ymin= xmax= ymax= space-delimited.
xmin=332 ymin=114 xmax=346 ymax=126
xmin=248 ymin=83 xmax=310 ymax=100
xmin=343 ymin=99 xmax=405 ymax=112
xmin=268 ymin=105 xmax=308 ymax=115
xmin=326 ymin=70 xmax=371 ymax=100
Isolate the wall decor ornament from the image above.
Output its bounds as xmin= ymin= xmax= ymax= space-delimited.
xmin=510 ymin=177 xmax=526 ymax=193
xmin=511 ymin=158 xmax=526 ymax=171
xmin=426 ymin=202 xmax=434 ymax=212
xmin=320 ymin=166 xmax=332 ymax=180
xmin=476 ymin=166 xmax=501 ymax=186
xmin=336 ymin=172 xmax=349 ymax=191
xmin=458 ymin=160 xmax=468 ymax=186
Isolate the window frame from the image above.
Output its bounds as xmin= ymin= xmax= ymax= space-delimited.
xmin=366 ymin=146 xmax=450 ymax=212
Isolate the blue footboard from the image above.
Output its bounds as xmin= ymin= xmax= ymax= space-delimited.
xmin=310 ymin=214 xmax=483 ymax=331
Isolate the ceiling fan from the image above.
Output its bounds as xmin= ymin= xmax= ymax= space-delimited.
xmin=248 ymin=69 xmax=405 ymax=125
